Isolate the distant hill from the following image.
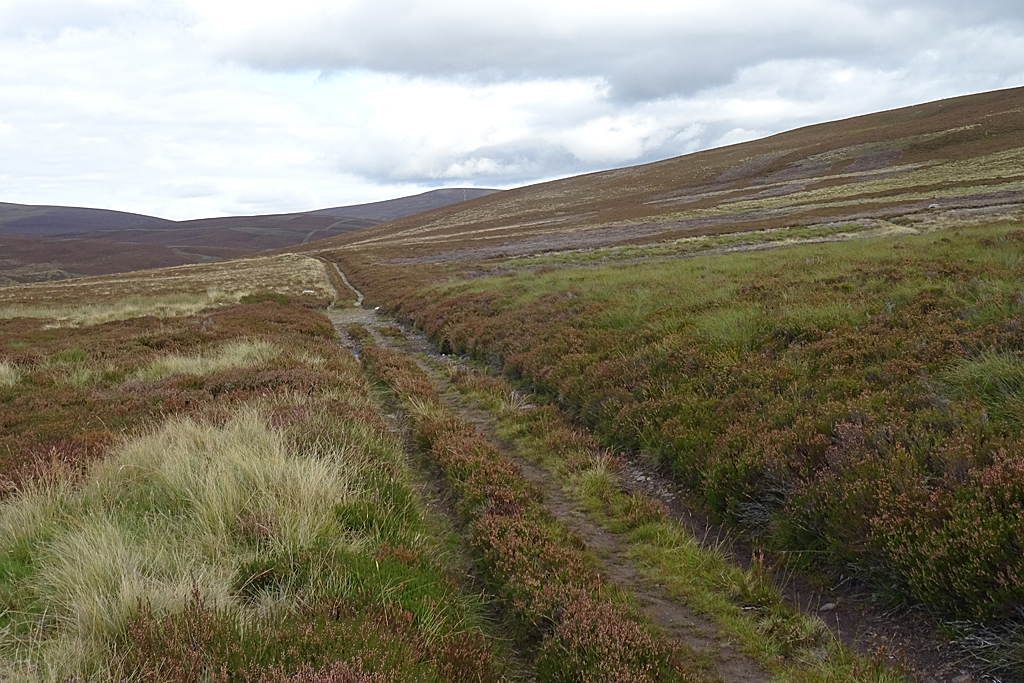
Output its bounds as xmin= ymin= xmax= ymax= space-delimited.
xmin=311 ymin=188 xmax=499 ymax=221
xmin=0 ymin=203 xmax=174 ymax=237
xmin=0 ymin=188 xmax=499 ymax=284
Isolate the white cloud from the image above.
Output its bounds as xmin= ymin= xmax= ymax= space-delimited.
xmin=0 ymin=0 xmax=1021 ymax=219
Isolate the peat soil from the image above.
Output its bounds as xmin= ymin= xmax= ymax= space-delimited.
xmin=321 ymin=262 xmax=986 ymax=683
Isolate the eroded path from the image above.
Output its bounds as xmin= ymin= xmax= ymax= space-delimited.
xmin=320 ymin=260 xmax=768 ymax=682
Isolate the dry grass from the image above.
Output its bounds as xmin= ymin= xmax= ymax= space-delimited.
xmin=133 ymin=339 xmax=282 ymax=382
xmin=0 ymin=408 xmax=348 ymax=675
xmin=0 ymin=405 xmax=378 ymax=680
xmin=0 ymin=360 xmax=20 ymax=388
xmin=0 ymin=254 xmax=333 ymax=326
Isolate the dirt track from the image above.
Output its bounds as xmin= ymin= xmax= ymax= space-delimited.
xmin=320 ymin=260 xmax=983 ymax=683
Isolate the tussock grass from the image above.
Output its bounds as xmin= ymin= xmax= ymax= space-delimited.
xmin=133 ymin=339 xmax=281 ymax=382
xmin=943 ymin=350 xmax=1024 ymax=427
xmin=0 ymin=388 xmax=502 ymax=680
xmin=0 ymin=408 xmax=355 ymax=676
xmin=0 ymin=360 xmax=20 ymax=387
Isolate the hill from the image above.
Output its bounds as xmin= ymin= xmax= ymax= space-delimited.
xmin=306 ymin=86 xmax=1023 ymax=261
xmin=0 ymin=188 xmax=500 ymax=284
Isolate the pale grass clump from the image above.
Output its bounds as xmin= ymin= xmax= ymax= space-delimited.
xmin=0 ymin=360 xmax=20 ymax=387
xmin=134 ymin=339 xmax=281 ymax=382
xmin=0 ymin=407 xmax=365 ymax=679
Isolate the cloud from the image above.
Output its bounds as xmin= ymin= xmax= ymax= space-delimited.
xmin=0 ymin=0 xmax=1022 ymax=218
xmin=189 ymin=0 xmax=1016 ymax=101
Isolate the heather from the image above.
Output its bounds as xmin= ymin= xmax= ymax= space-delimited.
xmin=332 ymin=221 xmax=1024 ymax=626
xmin=0 ymin=296 xmax=506 ymax=681
xmin=446 ymin=361 xmax=903 ymax=682
xmin=359 ymin=340 xmax=714 ymax=683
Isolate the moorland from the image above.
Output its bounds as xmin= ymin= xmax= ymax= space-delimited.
xmin=1 ymin=86 xmax=1023 ymax=682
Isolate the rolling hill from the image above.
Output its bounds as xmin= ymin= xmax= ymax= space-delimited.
xmin=0 ymin=188 xmax=500 ymax=284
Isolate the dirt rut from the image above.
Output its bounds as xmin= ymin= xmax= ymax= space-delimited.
xmin=323 ymin=280 xmax=768 ymax=682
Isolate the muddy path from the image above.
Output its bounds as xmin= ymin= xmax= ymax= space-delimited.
xmin=319 ymin=259 xmax=984 ymax=683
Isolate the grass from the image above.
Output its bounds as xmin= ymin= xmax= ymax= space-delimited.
xmin=0 ymin=402 xmax=501 ymax=680
xmin=133 ymin=339 xmax=282 ymax=382
xmin=943 ymin=350 xmax=1024 ymax=427
xmin=0 ymin=254 xmax=333 ymax=327
xmin=0 ymin=288 xmax=508 ymax=680
xmin=0 ymin=360 xmax=20 ymax=387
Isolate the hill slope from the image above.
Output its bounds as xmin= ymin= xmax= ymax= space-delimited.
xmin=307 ymin=86 xmax=1024 ymax=261
xmin=304 ymin=86 xmax=1024 ymax=681
xmin=0 ymin=188 xmax=500 ymax=283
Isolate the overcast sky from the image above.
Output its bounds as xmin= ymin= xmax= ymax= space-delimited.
xmin=1 ymin=0 xmax=1022 ymax=220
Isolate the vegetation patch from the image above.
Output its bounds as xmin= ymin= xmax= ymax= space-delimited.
xmin=360 ymin=344 xmax=714 ymax=683
xmin=0 ymin=294 xmax=507 ymax=681
xmin=447 ymin=362 xmax=902 ymax=682
xmin=0 ymin=254 xmax=332 ymax=327
xmin=133 ymin=339 xmax=282 ymax=382
xmin=0 ymin=360 xmax=20 ymax=388
xmin=336 ymin=220 xmax=1024 ymax=677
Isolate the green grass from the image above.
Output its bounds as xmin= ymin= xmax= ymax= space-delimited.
xmin=943 ymin=350 xmax=1024 ymax=426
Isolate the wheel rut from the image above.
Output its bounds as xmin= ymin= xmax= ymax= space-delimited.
xmin=452 ymin=407 xmax=768 ymax=683
xmin=321 ymin=263 xmax=768 ymax=683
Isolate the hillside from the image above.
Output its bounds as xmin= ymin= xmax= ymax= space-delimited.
xmin=0 ymin=188 xmax=499 ymax=284
xmin=306 ymin=86 xmax=1024 ymax=261
xmin=1 ymin=86 xmax=1023 ymax=682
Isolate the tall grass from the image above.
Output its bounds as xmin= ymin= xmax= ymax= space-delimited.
xmin=943 ymin=350 xmax=1024 ymax=427
xmin=0 ymin=400 xmax=499 ymax=680
xmin=0 ymin=360 xmax=20 ymax=387
xmin=133 ymin=339 xmax=281 ymax=382
xmin=0 ymin=408 xmax=353 ymax=677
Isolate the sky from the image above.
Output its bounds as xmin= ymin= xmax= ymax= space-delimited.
xmin=1 ymin=1 xmax=1022 ymax=220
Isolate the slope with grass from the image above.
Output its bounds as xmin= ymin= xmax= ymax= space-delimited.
xmin=302 ymin=86 xmax=1024 ymax=264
